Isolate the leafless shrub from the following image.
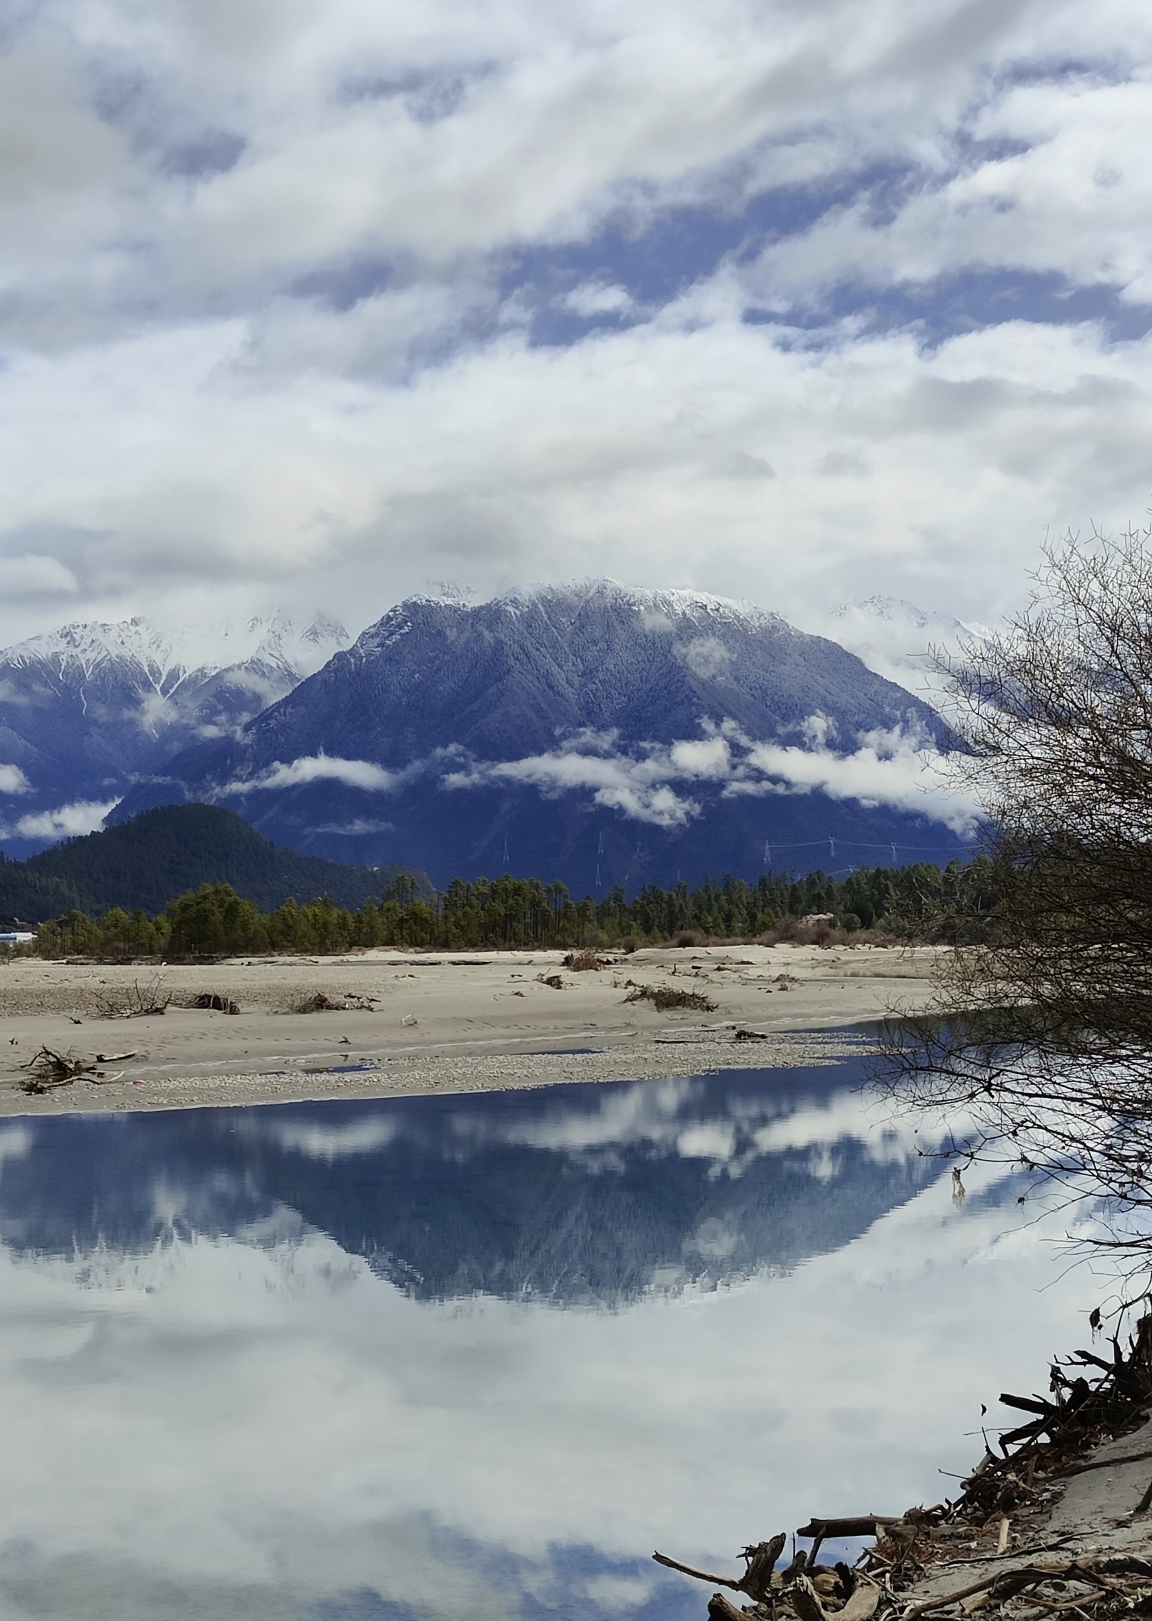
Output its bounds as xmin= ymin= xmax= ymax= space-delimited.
xmin=90 ymin=975 xmax=170 ymax=1019
xmin=671 ymin=929 xmax=706 ymax=948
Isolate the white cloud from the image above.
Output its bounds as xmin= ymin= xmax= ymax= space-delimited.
xmin=5 ymin=799 xmax=118 ymax=840
xmin=734 ymin=724 xmax=981 ymax=835
xmin=0 ymin=1125 xmax=32 ymax=1174
xmin=562 ymin=282 xmax=632 ymax=318
xmin=444 ymin=748 xmax=702 ymax=827
xmin=0 ymin=0 xmax=1147 ymax=642
xmin=676 ymin=635 xmax=733 ymax=680
xmin=220 ymin=754 xmax=398 ymax=794
xmin=440 ymin=718 xmax=978 ymax=831
xmin=0 ymin=555 xmax=79 ymax=598
xmin=3 ymin=301 xmax=1151 ymax=646
xmin=0 ymin=766 xmax=31 ymax=795
xmin=751 ymin=72 xmax=1152 ymax=309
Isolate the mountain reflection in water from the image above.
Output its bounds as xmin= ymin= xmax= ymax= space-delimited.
xmin=1 ymin=1056 xmax=937 ymax=1301
xmin=0 ymin=1058 xmax=1098 ymax=1621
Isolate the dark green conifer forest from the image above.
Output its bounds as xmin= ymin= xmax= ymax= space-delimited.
xmin=28 ymin=858 xmax=998 ymax=959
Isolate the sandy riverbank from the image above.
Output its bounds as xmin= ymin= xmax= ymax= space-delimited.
xmin=0 ymin=940 xmax=946 ymax=1115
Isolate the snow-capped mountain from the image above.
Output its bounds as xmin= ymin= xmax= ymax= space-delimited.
xmin=110 ymin=580 xmax=976 ymax=889
xmin=0 ymin=611 xmax=348 ymax=856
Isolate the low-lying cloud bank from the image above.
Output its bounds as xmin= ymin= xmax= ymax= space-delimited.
xmin=219 ymin=753 xmax=399 ymax=794
xmin=218 ymin=719 xmax=980 ymax=835
xmin=0 ymin=798 xmax=119 ymax=842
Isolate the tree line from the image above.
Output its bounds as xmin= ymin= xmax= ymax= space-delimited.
xmin=26 ymin=858 xmax=999 ymax=959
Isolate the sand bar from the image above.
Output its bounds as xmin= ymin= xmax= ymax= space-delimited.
xmin=0 ymin=941 xmax=947 ymax=1115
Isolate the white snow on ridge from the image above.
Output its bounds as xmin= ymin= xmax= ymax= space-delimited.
xmin=489 ymin=578 xmax=787 ymax=629
xmin=1 ymin=610 xmax=349 ymax=690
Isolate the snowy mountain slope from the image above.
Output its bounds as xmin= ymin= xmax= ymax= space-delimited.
xmin=0 ymin=611 xmax=348 ymax=857
xmin=112 ymin=580 xmax=976 ymax=889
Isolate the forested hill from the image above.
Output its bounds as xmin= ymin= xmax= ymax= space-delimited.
xmin=0 ymin=805 xmax=428 ymax=922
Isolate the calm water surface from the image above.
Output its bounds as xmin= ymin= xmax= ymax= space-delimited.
xmin=0 ymin=1053 xmax=1097 ymax=1621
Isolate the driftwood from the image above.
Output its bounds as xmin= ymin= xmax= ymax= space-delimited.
xmin=707 ymin=1595 xmax=748 ymax=1621
xmin=797 ymin=1517 xmax=905 ymax=1565
xmin=898 ymin=1556 xmax=1152 ymax=1621
xmin=654 ymin=1535 xmax=881 ymax=1621
xmin=654 ymin=1535 xmax=787 ymax=1604
xmin=17 ymin=1045 xmax=142 ymax=1091
xmin=19 ymin=1046 xmax=95 ymax=1091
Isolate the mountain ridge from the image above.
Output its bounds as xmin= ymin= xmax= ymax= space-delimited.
xmin=0 ymin=610 xmax=349 ymax=857
xmin=112 ymin=579 xmax=974 ymax=889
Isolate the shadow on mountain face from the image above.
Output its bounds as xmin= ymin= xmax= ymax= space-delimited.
xmin=0 ymin=1058 xmax=942 ymax=1304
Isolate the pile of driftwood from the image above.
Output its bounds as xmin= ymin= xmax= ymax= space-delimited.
xmin=292 ymin=991 xmax=378 ymax=1013
xmin=562 ymin=950 xmax=614 ymax=971
xmin=656 ymin=1316 xmax=1152 ymax=1621
xmin=654 ymin=1534 xmax=884 ymax=1621
xmin=187 ymin=992 xmax=239 ymax=1014
xmin=623 ymin=982 xmax=718 ymax=1012
xmin=19 ymin=1046 xmax=137 ymax=1092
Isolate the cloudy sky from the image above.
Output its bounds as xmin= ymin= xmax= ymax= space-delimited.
xmin=1 ymin=0 xmax=1150 ymax=645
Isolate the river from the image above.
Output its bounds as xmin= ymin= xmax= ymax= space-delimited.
xmin=0 ymin=1044 xmax=1097 ymax=1620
